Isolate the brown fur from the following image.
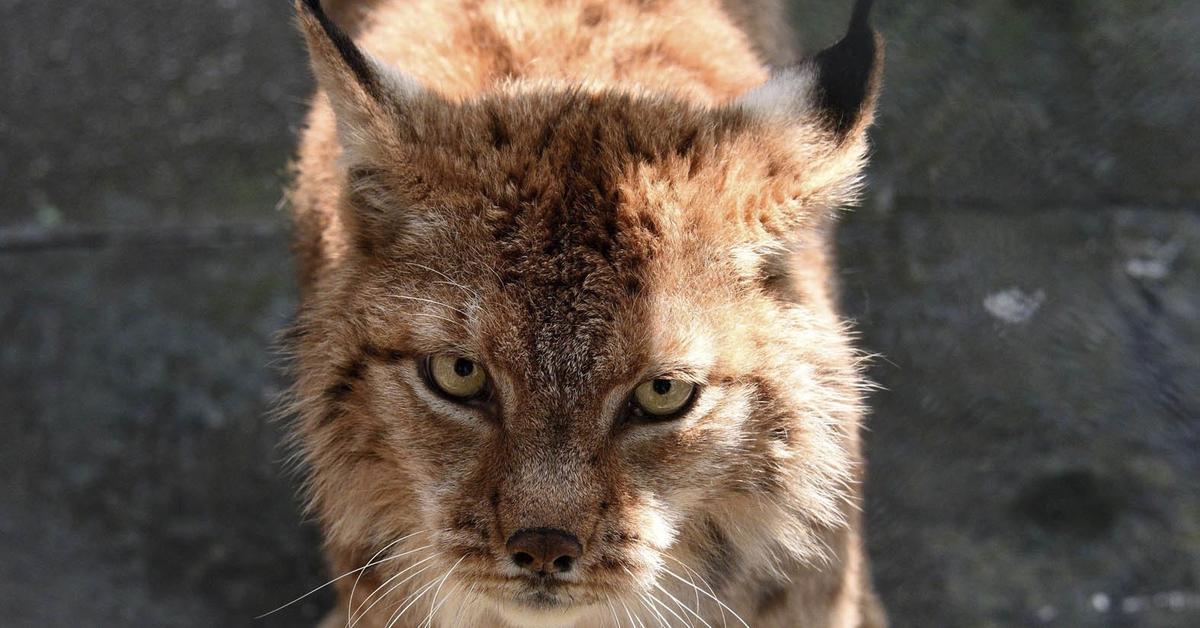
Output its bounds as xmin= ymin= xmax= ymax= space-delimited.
xmin=287 ymin=1 xmax=885 ymax=626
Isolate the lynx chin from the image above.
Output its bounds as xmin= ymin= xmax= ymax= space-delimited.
xmin=284 ymin=0 xmax=885 ymax=625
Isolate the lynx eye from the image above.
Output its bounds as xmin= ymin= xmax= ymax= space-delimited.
xmin=632 ymin=378 xmax=697 ymax=419
xmin=426 ymin=355 xmax=488 ymax=400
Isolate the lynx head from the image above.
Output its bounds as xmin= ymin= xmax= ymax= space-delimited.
xmin=291 ymin=0 xmax=882 ymax=623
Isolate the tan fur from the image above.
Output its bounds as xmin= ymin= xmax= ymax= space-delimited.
xmin=287 ymin=1 xmax=884 ymax=626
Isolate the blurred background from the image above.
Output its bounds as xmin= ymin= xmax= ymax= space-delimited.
xmin=1 ymin=0 xmax=1197 ymax=626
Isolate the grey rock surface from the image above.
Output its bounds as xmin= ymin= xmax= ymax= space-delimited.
xmin=0 ymin=240 xmax=326 ymax=627
xmin=1 ymin=0 xmax=1197 ymax=626
xmin=0 ymin=0 xmax=307 ymax=229
xmin=842 ymin=206 xmax=1200 ymax=627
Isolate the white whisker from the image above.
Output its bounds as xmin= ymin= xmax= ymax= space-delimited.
xmin=450 ymin=582 xmax=477 ymax=625
xmin=402 ymin=262 xmax=482 ymax=300
xmin=679 ymin=561 xmax=701 ymax=616
xmin=664 ymin=558 xmax=726 ymax=628
xmin=658 ymin=566 xmax=749 ymax=628
xmin=346 ymin=537 xmax=432 ymax=625
xmin=654 ymin=582 xmax=709 ymax=628
xmin=423 ymin=581 xmax=462 ymax=628
xmin=605 ymin=596 xmax=623 ymax=628
xmin=255 ymin=532 xmax=427 ymax=619
xmin=421 ymin=555 xmax=466 ymax=628
xmin=385 ymin=575 xmax=442 ymax=628
xmin=403 ymin=311 xmax=470 ymax=330
xmin=388 ymin=294 xmax=471 ymax=319
xmin=621 ymin=599 xmax=646 ymax=628
xmin=348 ymin=556 xmax=438 ymax=628
xmin=639 ymin=593 xmax=672 ymax=628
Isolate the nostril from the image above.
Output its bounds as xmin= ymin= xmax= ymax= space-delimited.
xmin=512 ymin=551 xmax=535 ymax=568
xmin=505 ymin=527 xmax=583 ymax=575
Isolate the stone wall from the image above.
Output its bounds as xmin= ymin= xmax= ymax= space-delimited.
xmin=1 ymin=1 xmax=1196 ymax=626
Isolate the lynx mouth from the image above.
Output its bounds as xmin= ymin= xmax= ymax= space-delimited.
xmin=513 ymin=588 xmax=570 ymax=609
xmin=483 ymin=579 xmax=599 ymax=621
xmin=499 ymin=577 xmax=576 ymax=607
xmin=492 ymin=590 xmax=597 ymax=628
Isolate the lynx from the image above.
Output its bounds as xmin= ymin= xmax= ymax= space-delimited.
xmin=285 ymin=0 xmax=885 ymax=625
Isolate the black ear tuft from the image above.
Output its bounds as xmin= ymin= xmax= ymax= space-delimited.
xmin=813 ymin=0 xmax=881 ymax=137
xmin=299 ymin=0 xmax=381 ymax=98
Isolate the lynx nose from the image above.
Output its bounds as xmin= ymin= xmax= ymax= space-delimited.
xmin=506 ymin=528 xmax=582 ymax=575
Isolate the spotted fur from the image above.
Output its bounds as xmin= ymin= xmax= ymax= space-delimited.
xmin=287 ymin=0 xmax=885 ymax=626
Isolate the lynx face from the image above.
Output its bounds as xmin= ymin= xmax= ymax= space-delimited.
xmin=290 ymin=1 xmax=881 ymax=624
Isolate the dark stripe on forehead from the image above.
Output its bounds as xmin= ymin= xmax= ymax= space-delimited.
xmin=533 ymin=97 xmax=577 ymax=159
xmin=483 ymin=91 xmax=750 ymax=285
xmin=472 ymin=96 xmax=752 ymax=385
xmin=488 ymin=104 xmax=650 ymax=379
xmin=486 ymin=107 xmax=511 ymax=149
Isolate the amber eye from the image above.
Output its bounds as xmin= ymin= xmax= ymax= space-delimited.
xmin=632 ymin=378 xmax=697 ymax=419
xmin=426 ymin=355 xmax=488 ymax=400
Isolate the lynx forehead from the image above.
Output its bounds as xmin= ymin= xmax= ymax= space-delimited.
xmin=286 ymin=0 xmax=885 ymax=626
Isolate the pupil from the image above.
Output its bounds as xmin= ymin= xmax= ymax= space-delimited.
xmin=453 ymin=359 xmax=474 ymax=377
xmin=652 ymin=379 xmax=672 ymax=395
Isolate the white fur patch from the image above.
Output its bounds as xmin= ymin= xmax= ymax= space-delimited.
xmin=368 ymin=52 xmax=427 ymax=101
xmin=735 ymin=65 xmax=820 ymax=121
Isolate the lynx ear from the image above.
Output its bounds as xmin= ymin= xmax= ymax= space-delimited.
xmin=295 ymin=0 xmax=428 ymax=150
xmin=737 ymin=0 xmax=882 ymax=143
